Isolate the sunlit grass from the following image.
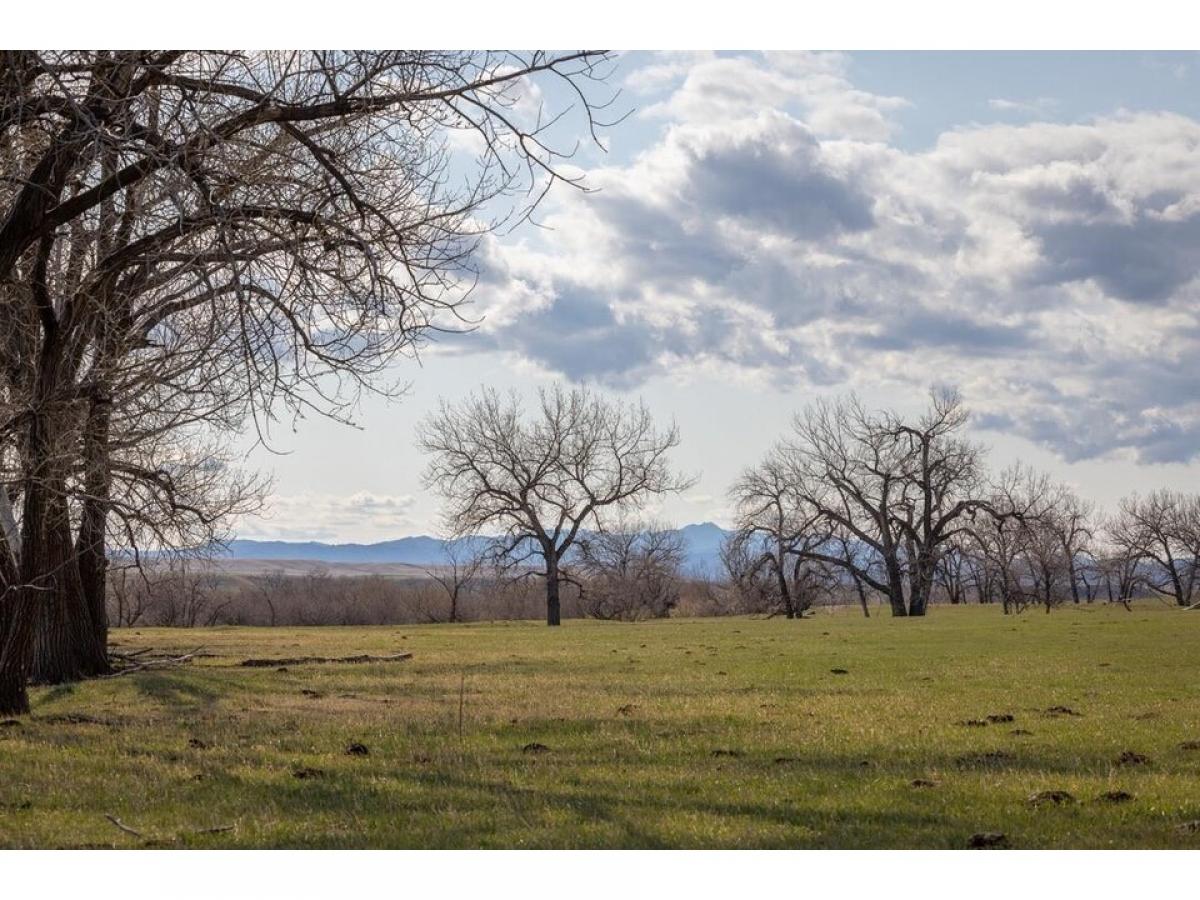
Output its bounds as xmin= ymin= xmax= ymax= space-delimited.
xmin=1 ymin=604 xmax=1198 ymax=848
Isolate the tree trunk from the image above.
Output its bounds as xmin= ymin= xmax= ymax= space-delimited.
xmin=0 ymin=418 xmax=53 ymax=715
xmin=30 ymin=500 xmax=108 ymax=682
xmin=886 ymin=560 xmax=908 ymax=617
xmin=76 ymin=393 xmax=112 ymax=658
xmin=545 ymin=555 xmax=562 ymax=626
xmin=776 ymin=558 xmax=794 ymax=619
xmin=853 ymin=576 xmax=870 ymax=618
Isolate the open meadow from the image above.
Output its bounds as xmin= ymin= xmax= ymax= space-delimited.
xmin=1 ymin=604 xmax=1198 ymax=849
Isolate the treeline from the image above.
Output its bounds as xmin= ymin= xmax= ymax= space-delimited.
xmin=725 ymin=390 xmax=1200 ymax=618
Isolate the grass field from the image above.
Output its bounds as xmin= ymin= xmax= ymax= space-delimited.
xmin=1 ymin=604 xmax=1198 ymax=849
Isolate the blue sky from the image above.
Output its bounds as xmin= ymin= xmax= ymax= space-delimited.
xmin=237 ymin=51 xmax=1200 ymax=542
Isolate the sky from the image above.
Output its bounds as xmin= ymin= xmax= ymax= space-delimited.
xmin=236 ymin=51 xmax=1200 ymax=543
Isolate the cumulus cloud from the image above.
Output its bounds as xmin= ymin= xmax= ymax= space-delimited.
xmin=458 ymin=52 xmax=1200 ymax=464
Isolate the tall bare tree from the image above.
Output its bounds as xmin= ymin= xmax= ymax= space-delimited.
xmin=418 ymin=385 xmax=693 ymax=625
xmin=780 ymin=389 xmax=989 ymax=616
xmin=1108 ymin=490 xmax=1200 ymax=608
xmin=729 ymin=446 xmax=838 ymax=619
xmin=0 ymin=50 xmax=616 ymax=714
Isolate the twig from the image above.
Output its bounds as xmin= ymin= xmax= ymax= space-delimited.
xmin=104 ymin=814 xmax=143 ymax=838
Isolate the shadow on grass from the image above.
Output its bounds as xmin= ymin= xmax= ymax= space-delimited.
xmin=200 ymin=758 xmax=963 ymax=849
xmin=128 ymin=671 xmax=223 ymax=711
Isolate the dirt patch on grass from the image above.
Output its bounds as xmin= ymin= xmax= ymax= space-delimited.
xmin=711 ymin=748 xmax=743 ymax=758
xmin=1115 ymin=750 xmax=1150 ymax=767
xmin=292 ymin=767 xmax=326 ymax=780
xmin=1044 ymin=705 xmax=1081 ymax=717
xmin=967 ymin=832 xmax=1008 ymax=849
xmin=1097 ymin=790 xmax=1134 ymax=803
xmin=910 ymin=778 xmax=937 ymax=788
xmin=1029 ymin=790 xmax=1075 ymax=807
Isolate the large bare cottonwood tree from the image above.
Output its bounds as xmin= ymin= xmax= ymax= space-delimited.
xmin=0 ymin=50 xmax=616 ymax=714
xmin=418 ymin=385 xmax=693 ymax=625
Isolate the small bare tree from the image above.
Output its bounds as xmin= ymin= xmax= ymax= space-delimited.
xmin=419 ymin=385 xmax=693 ymax=626
xmin=576 ymin=519 xmax=685 ymax=621
xmin=423 ymin=538 xmax=486 ymax=624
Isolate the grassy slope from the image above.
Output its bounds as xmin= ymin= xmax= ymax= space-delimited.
xmin=1 ymin=604 xmax=1198 ymax=849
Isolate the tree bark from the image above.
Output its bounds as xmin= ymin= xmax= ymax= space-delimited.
xmin=545 ymin=555 xmax=562 ymax=626
xmin=76 ymin=392 xmax=113 ymax=658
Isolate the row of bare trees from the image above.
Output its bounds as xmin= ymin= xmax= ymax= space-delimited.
xmin=727 ymin=390 xmax=1200 ymax=618
xmin=0 ymin=50 xmax=615 ymax=713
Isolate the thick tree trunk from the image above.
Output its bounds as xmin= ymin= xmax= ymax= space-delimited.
xmin=886 ymin=561 xmax=907 ymax=617
xmin=30 ymin=500 xmax=108 ymax=683
xmin=776 ymin=559 xmax=794 ymax=619
xmin=76 ymin=394 xmax=112 ymax=656
xmin=545 ymin=555 xmax=562 ymax=626
xmin=0 ymin=420 xmax=53 ymax=715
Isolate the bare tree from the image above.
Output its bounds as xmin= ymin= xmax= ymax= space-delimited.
xmin=419 ymin=385 xmax=693 ymax=626
xmin=1108 ymin=490 xmax=1200 ymax=608
xmin=423 ymin=538 xmax=486 ymax=624
xmin=576 ymin=519 xmax=685 ymax=621
xmin=0 ymin=50 xmax=616 ymax=713
xmin=728 ymin=447 xmax=838 ymax=619
xmin=781 ymin=389 xmax=989 ymax=616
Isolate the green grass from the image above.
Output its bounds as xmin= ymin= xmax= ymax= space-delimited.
xmin=1 ymin=604 xmax=1198 ymax=848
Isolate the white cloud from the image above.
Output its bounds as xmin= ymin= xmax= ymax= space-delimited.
xmin=239 ymin=492 xmax=419 ymax=542
xmin=988 ymin=96 xmax=1059 ymax=115
xmin=461 ymin=53 xmax=1200 ymax=464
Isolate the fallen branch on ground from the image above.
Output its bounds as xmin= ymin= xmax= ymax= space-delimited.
xmin=239 ymin=652 xmax=413 ymax=668
xmin=104 ymin=648 xmax=205 ymax=678
xmin=105 ymin=814 xmax=143 ymax=838
xmin=105 ymin=814 xmax=235 ymax=842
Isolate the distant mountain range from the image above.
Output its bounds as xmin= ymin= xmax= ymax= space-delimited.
xmin=226 ymin=522 xmax=731 ymax=575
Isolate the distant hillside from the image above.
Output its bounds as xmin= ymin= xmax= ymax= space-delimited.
xmin=226 ymin=522 xmax=731 ymax=575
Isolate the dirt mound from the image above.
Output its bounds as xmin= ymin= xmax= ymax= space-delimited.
xmin=1029 ymin=790 xmax=1075 ymax=807
xmin=1115 ymin=750 xmax=1150 ymax=767
xmin=1044 ymin=705 xmax=1081 ymax=717
xmin=968 ymin=832 xmax=1008 ymax=849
